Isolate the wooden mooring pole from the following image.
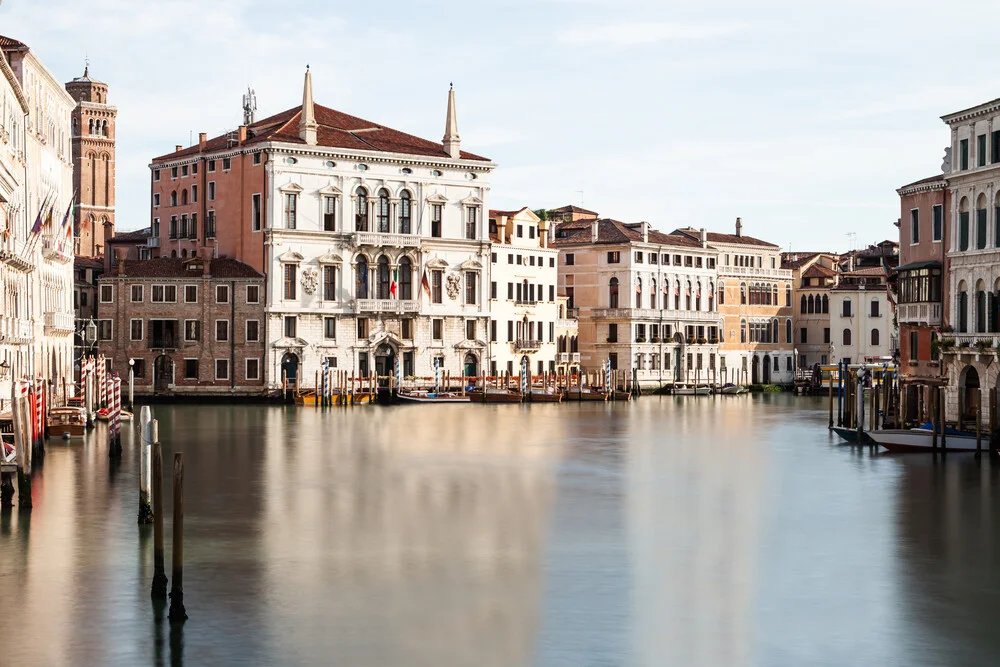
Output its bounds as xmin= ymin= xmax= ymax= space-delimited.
xmin=939 ymin=386 xmax=947 ymax=454
xmin=151 ymin=430 xmax=167 ymax=600
xmin=138 ymin=408 xmax=153 ymax=524
xmin=828 ymin=376 xmax=834 ymax=429
xmin=976 ymin=389 xmax=983 ymax=455
xmin=168 ymin=453 xmax=187 ymax=622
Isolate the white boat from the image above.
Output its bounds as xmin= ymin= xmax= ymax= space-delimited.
xmin=867 ymin=425 xmax=989 ymax=453
xmin=719 ymin=384 xmax=749 ymax=395
xmin=397 ymin=390 xmax=471 ymax=404
xmin=674 ymin=386 xmax=711 ymax=396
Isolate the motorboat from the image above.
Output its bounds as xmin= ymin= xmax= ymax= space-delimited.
xmin=831 ymin=426 xmax=865 ymax=443
xmin=719 ymin=383 xmax=749 ymax=395
xmin=467 ymin=388 xmax=522 ymax=403
xmin=674 ymin=386 xmax=711 ymax=396
xmin=47 ymin=407 xmax=87 ymax=439
xmin=96 ymin=407 xmax=134 ymax=422
xmin=397 ymin=390 xmax=471 ymax=403
xmin=526 ymin=388 xmax=563 ymax=403
xmin=867 ymin=423 xmax=989 ymax=453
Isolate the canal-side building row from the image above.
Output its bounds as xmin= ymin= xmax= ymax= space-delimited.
xmin=781 ymin=252 xmax=839 ymax=370
xmin=147 ymin=69 xmax=495 ymax=387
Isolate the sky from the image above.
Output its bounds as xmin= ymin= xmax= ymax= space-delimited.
xmin=5 ymin=0 xmax=1000 ymax=252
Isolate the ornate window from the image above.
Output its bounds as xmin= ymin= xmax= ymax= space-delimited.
xmin=398 ymin=257 xmax=412 ymax=300
xmin=355 ymin=187 xmax=369 ymax=231
xmin=399 ymin=191 xmax=412 ymax=234
xmin=377 ymin=256 xmax=391 ymax=299
xmin=356 ymin=256 xmax=369 ymax=299
xmin=740 ymin=318 xmax=747 ymax=343
xmin=609 ymin=277 xmax=619 ymax=308
xmin=740 ymin=282 xmax=747 ymax=305
xmin=377 ymin=189 xmax=390 ymax=233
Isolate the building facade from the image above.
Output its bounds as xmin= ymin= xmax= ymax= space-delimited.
xmin=896 ymin=174 xmax=948 ymax=422
xmin=1 ymin=35 xmax=76 ymax=396
xmin=65 ymin=65 xmax=115 ymax=258
xmin=96 ymin=256 xmax=266 ymax=395
xmin=829 ymin=267 xmax=894 ymax=366
xmin=554 ymin=217 xmax=722 ymax=387
xmin=148 ymin=70 xmax=495 ymax=388
xmin=487 ymin=207 xmax=559 ymax=375
xmin=675 ymin=219 xmax=794 ymax=385
xmin=782 ymin=252 xmax=839 ymax=370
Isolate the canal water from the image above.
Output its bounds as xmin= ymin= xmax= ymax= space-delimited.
xmin=0 ymin=395 xmax=998 ymax=666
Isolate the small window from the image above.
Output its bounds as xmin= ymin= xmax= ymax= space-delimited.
xmin=246 ymin=320 xmax=260 ymax=342
xmin=401 ymin=319 xmax=413 ymax=339
xmin=97 ymin=319 xmax=113 ymax=340
xmin=130 ymin=319 xmax=143 ymax=341
xmin=130 ymin=285 xmax=143 ymax=302
xmin=100 ymin=284 xmax=113 ymax=303
xmin=432 ymin=318 xmax=443 ymax=340
xmin=222 ymin=157 xmax=232 ymax=170
xmin=208 ymin=182 xmax=216 ymax=200
xmin=324 ymin=317 xmax=337 ymax=340
xmin=184 ymin=285 xmax=197 ymax=303
xmin=208 ymin=160 xmax=216 ymax=172
xmin=216 ymin=320 xmax=230 ymax=342
xmin=215 ymin=359 xmax=230 ymax=380
xmin=184 ymin=359 xmax=199 ymax=380
xmin=431 ymin=169 xmax=442 ymax=177
xmin=549 ymin=257 xmax=555 ymax=267
xmin=245 ymin=358 xmax=260 ymax=380
xmin=181 ymin=165 xmax=189 ymax=176
xmin=358 ymin=163 xmax=369 ymax=171
xmin=253 ymin=152 xmax=262 ymax=165
xmin=466 ymin=319 xmax=476 ymax=341
xmin=185 ymin=320 xmax=201 ymax=341
xmin=153 ymin=193 xmax=160 ymax=207
xmin=284 ymin=316 xmax=297 ymax=338
xmin=216 ymin=284 xmax=230 ymax=304
xmin=357 ymin=317 xmax=368 ymax=339
xmin=153 ymin=169 xmax=161 ymax=181
xmin=246 ymin=285 xmax=260 ymax=304
xmin=171 ymin=166 xmax=178 ymax=179
xmin=132 ymin=359 xmax=147 ymax=379
xmin=326 ymin=160 xmax=336 ymax=168
xmin=607 ymin=251 xmax=620 ymax=264
xmin=565 ymin=253 xmax=575 ymax=266
xmin=401 ymin=167 xmax=412 ymax=175
xmin=635 ymin=251 xmax=643 ymax=263
xmin=286 ymin=156 xmax=297 ymax=165
xmin=164 ymin=285 xmax=177 ymax=302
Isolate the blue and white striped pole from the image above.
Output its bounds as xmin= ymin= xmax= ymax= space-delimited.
xmin=396 ymin=356 xmax=403 ymax=392
xmin=521 ymin=357 xmax=529 ymax=394
xmin=434 ymin=358 xmax=440 ymax=392
xmin=605 ymin=359 xmax=612 ymax=390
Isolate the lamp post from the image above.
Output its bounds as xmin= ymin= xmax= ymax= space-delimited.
xmin=128 ymin=358 xmax=135 ymax=412
xmin=83 ymin=318 xmax=97 ymax=426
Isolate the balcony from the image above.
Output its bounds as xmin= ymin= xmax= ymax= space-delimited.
xmin=147 ymin=236 xmax=161 ymax=248
xmin=44 ymin=312 xmax=76 ymax=334
xmin=0 ymin=243 xmax=35 ymax=272
xmin=148 ymin=337 xmax=179 ymax=350
xmin=355 ymin=298 xmax=420 ymax=314
xmin=41 ymin=234 xmax=73 ymax=263
xmin=556 ymin=318 xmax=578 ymax=331
xmin=721 ymin=265 xmax=793 ymax=280
xmin=514 ymin=339 xmax=542 ymax=351
xmin=354 ymin=232 xmax=421 ymax=248
xmin=898 ymin=302 xmax=942 ymax=327
xmin=592 ymin=307 xmax=721 ymax=322
xmin=557 ymin=352 xmax=582 ymax=364
xmin=1 ymin=318 xmax=33 ymax=343
xmin=514 ymin=299 xmax=538 ymax=306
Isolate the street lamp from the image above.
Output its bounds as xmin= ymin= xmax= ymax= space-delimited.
xmin=85 ymin=318 xmax=97 ymax=351
xmin=0 ymin=360 xmax=9 ymax=380
xmin=128 ymin=358 xmax=135 ymax=411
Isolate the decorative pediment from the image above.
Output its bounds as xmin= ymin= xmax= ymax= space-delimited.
xmin=273 ymin=336 xmax=309 ymax=349
xmin=317 ymin=183 xmax=342 ymax=196
xmin=425 ymin=257 xmax=449 ymax=269
xmin=453 ymin=339 xmax=486 ymax=351
xmin=370 ymin=329 xmax=403 ymax=348
xmin=459 ymin=259 xmax=482 ymax=270
xmin=426 ymin=192 xmax=448 ymax=204
xmin=277 ymin=250 xmax=304 ymax=263
xmin=316 ymin=250 xmax=342 ymax=264
xmin=279 ymin=181 xmax=304 ymax=193
xmin=460 ymin=194 xmax=484 ymax=206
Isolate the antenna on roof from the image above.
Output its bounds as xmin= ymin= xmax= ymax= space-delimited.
xmin=243 ymin=86 xmax=257 ymax=125
xmin=845 ymin=231 xmax=857 ymax=252
xmin=576 ymin=190 xmax=584 ymax=206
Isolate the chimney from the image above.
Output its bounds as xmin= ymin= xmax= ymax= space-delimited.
xmin=175 ymin=144 xmax=182 ymax=152
xmin=591 ymin=218 xmax=599 ymax=243
xmin=203 ymin=254 xmax=211 ymax=278
xmin=700 ymin=227 xmax=707 ymax=248
xmin=735 ymin=217 xmax=743 ymax=238
xmin=641 ymin=222 xmax=649 ymax=244
xmin=238 ymin=125 xmax=248 ymax=142
xmin=848 ymin=253 xmax=855 ymax=272
xmin=442 ymin=83 xmax=461 ymax=159
xmin=299 ymin=65 xmax=318 ymax=146
xmin=115 ymin=248 xmax=126 ymax=276
xmin=198 ymin=132 xmax=207 ymax=148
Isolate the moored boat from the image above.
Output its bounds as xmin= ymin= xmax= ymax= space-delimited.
xmin=719 ymin=383 xmax=749 ymax=395
xmin=831 ymin=426 xmax=864 ymax=443
xmin=867 ymin=424 xmax=988 ymax=453
xmin=47 ymin=407 xmax=87 ymax=438
xmin=674 ymin=385 xmax=711 ymax=396
xmin=397 ymin=390 xmax=471 ymax=403
xmin=526 ymin=389 xmax=563 ymax=403
xmin=467 ymin=388 xmax=522 ymax=403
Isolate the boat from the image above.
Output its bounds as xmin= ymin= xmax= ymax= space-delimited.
xmin=95 ymin=407 xmax=134 ymax=422
xmin=47 ymin=407 xmax=87 ymax=438
xmin=719 ymin=383 xmax=749 ymax=395
xmin=397 ymin=390 xmax=470 ymax=403
xmin=674 ymin=386 xmax=711 ymax=396
xmin=526 ymin=388 xmax=563 ymax=403
xmin=867 ymin=423 xmax=989 ymax=453
xmin=831 ymin=426 xmax=865 ymax=443
xmin=467 ymin=388 xmax=523 ymax=403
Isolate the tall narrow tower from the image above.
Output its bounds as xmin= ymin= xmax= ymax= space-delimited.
xmin=65 ymin=64 xmax=116 ymax=257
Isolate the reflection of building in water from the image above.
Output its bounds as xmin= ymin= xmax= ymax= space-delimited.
xmin=627 ymin=397 xmax=765 ymax=666
xmin=261 ymin=406 xmax=565 ymax=667
xmin=894 ymin=458 xmax=1000 ymax=664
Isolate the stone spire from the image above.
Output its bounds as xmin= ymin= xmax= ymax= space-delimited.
xmin=443 ymin=83 xmax=461 ymax=159
xmin=299 ymin=65 xmax=318 ymax=146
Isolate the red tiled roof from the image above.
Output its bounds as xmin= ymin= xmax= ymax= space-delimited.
xmin=841 ymin=266 xmax=886 ymax=277
xmin=488 ymin=208 xmax=526 ymax=218
xmin=672 ymin=227 xmax=779 ymax=248
xmin=109 ymin=227 xmax=151 ymax=243
xmin=802 ymin=263 xmax=836 ymax=279
xmin=102 ymin=257 xmax=263 ymax=279
xmin=898 ymin=173 xmax=945 ymax=190
xmin=551 ymin=219 xmax=702 ymax=248
xmin=0 ymin=36 xmax=28 ymax=50
xmin=74 ymin=256 xmax=104 ymax=270
xmin=549 ymin=204 xmax=598 ymax=215
xmin=153 ymin=103 xmax=490 ymax=163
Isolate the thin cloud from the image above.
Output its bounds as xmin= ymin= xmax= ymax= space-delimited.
xmin=557 ymin=21 xmax=746 ymax=46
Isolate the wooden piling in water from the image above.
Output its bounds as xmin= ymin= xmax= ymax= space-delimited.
xmin=976 ymin=389 xmax=983 ymax=454
xmin=939 ymin=386 xmax=947 ymax=453
xmin=828 ymin=375 xmax=834 ymax=429
xmin=931 ymin=386 xmax=938 ymax=451
xmin=151 ymin=432 xmax=168 ymax=600
xmin=138 ymin=409 xmax=153 ymax=524
xmin=168 ymin=453 xmax=187 ymax=622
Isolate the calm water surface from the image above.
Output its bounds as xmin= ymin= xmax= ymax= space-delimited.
xmin=0 ymin=395 xmax=998 ymax=666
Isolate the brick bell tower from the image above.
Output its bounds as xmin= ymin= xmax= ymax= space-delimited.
xmin=65 ymin=63 xmax=116 ymax=257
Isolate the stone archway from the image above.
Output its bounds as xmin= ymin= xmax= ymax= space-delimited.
xmin=762 ymin=354 xmax=771 ymax=384
xmin=751 ymin=356 xmax=760 ymax=385
xmin=959 ymin=364 xmax=980 ymax=427
xmin=153 ymin=354 xmax=173 ymax=393
xmin=464 ymin=353 xmax=479 ymax=378
xmin=374 ymin=343 xmax=396 ymax=387
xmin=281 ymin=352 xmax=300 ymax=387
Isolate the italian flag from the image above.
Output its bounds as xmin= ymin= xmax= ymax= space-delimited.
xmin=390 ymin=268 xmax=398 ymax=297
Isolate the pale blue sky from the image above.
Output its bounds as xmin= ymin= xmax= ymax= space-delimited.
xmin=6 ymin=0 xmax=1000 ymax=251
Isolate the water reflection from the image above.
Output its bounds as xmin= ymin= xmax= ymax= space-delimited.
xmin=0 ymin=397 xmax=997 ymax=666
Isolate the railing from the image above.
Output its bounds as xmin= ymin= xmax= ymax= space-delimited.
xmin=149 ymin=337 xmax=178 ymax=350
xmin=572 ymin=352 xmax=581 ymax=363
xmin=0 ymin=242 xmax=35 ymax=271
xmin=514 ymin=299 xmax=538 ymax=306
xmin=354 ymin=232 xmax=421 ymax=248
xmin=556 ymin=319 xmax=578 ymax=330
xmin=514 ymin=339 xmax=542 ymax=351
xmin=0 ymin=318 xmax=31 ymax=342
xmin=592 ymin=307 xmax=721 ymax=322
xmin=147 ymin=236 xmax=161 ymax=248
xmin=897 ymin=302 xmax=942 ymax=326
xmin=44 ymin=311 xmax=76 ymax=333
xmin=355 ymin=299 xmax=420 ymax=314
xmin=721 ymin=265 xmax=793 ymax=279
xmin=559 ymin=352 xmax=569 ymax=363
xmin=41 ymin=234 xmax=73 ymax=263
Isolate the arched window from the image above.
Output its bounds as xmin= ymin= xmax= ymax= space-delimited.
xmin=355 ymin=187 xmax=369 ymax=231
xmin=685 ymin=281 xmax=692 ymax=310
xmin=399 ymin=191 xmax=412 ymax=234
xmin=976 ymin=279 xmax=986 ymax=333
xmin=635 ymin=278 xmax=642 ymax=308
xmin=740 ymin=282 xmax=747 ymax=305
xmin=102 ymin=120 xmax=108 ymax=136
xmin=740 ymin=319 xmax=747 ymax=343
xmin=800 ymin=294 xmax=807 ymax=313
xmin=377 ymin=256 xmax=391 ymax=299
xmin=772 ymin=318 xmax=778 ymax=343
xmin=718 ymin=281 xmax=725 ymax=305
xmin=708 ymin=281 xmax=715 ymax=311
xmin=822 ymin=294 xmax=829 ymax=314
xmin=88 ymin=118 xmax=93 ymax=135
xmin=958 ymin=280 xmax=968 ymax=332
xmin=807 ymin=294 xmax=814 ymax=314
xmin=785 ymin=318 xmax=792 ymax=344
xmin=772 ymin=285 xmax=778 ymax=305
xmin=181 ymin=189 xmax=188 ymax=205
xmin=377 ymin=188 xmax=390 ymax=233
xmin=609 ymin=277 xmax=619 ymax=308
xmin=843 ymin=328 xmax=852 ymax=346
xmin=871 ymin=328 xmax=880 ymax=346
xmin=976 ymin=193 xmax=988 ymax=250
xmin=785 ymin=284 xmax=792 ymax=306
xmin=170 ymin=191 xmax=177 ymax=207
xmin=398 ymin=257 xmax=412 ymax=300
xmin=650 ymin=279 xmax=657 ymax=310
xmin=356 ymin=256 xmax=369 ymax=299
xmin=959 ymin=196 xmax=970 ymax=251
xmin=674 ymin=280 xmax=681 ymax=309
xmin=181 ymin=249 xmax=187 ymax=258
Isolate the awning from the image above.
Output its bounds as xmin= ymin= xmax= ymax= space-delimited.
xmin=895 ymin=260 xmax=941 ymax=273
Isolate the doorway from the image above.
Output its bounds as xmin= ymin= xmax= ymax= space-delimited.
xmin=153 ymin=354 xmax=173 ymax=393
xmin=375 ymin=344 xmax=395 ymax=387
xmin=281 ymin=352 xmax=299 ymax=388
xmin=751 ymin=356 xmax=760 ymax=385
xmin=762 ymin=354 xmax=771 ymax=384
